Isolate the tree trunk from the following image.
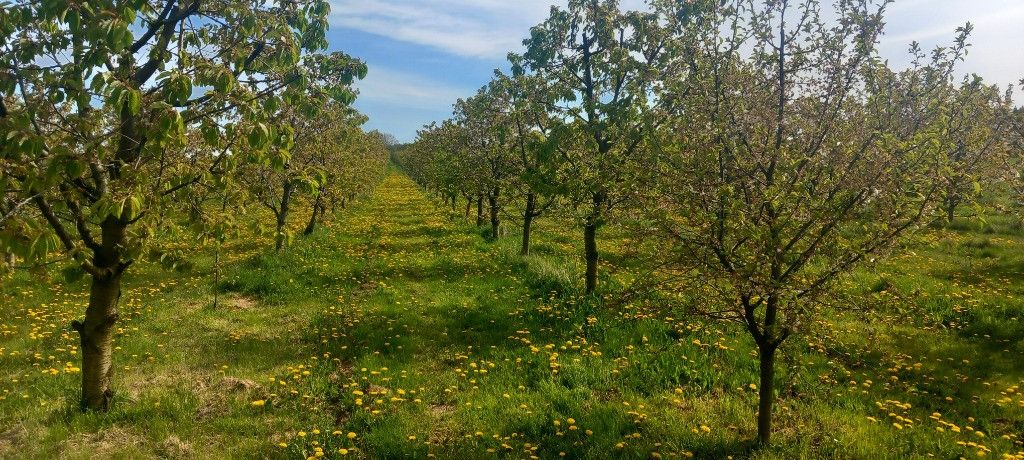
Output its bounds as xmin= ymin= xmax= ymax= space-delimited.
xmin=476 ymin=194 xmax=484 ymax=227
xmin=584 ymin=222 xmax=598 ymax=294
xmin=450 ymin=194 xmax=457 ymax=212
xmin=188 ymin=197 xmax=203 ymax=224
xmin=583 ymin=192 xmax=604 ymax=294
xmin=488 ymin=187 xmax=500 ymax=239
xmin=944 ymin=196 xmax=958 ymax=224
xmin=303 ymin=194 xmax=323 ymax=236
xmin=465 ymin=196 xmax=472 ymax=219
xmin=74 ymin=216 xmax=127 ymax=412
xmin=276 ymin=182 xmax=294 ymax=251
xmin=756 ymin=343 xmax=777 ymax=445
xmin=521 ymin=192 xmax=536 ymax=256
xmin=78 ymin=272 xmax=120 ymax=411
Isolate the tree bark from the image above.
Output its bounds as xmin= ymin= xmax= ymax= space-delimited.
xmin=488 ymin=187 xmax=500 ymax=239
xmin=303 ymin=193 xmax=323 ymax=236
xmin=476 ymin=194 xmax=484 ymax=227
xmin=944 ymin=195 xmax=959 ymax=224
xmin=275 ymin=182 xmax=294 ymax=251
xmin=450 ymin=194 xmax=457 ymax=212
xmin=756 ymin=343 xmax=778 ymax=446
xmin=583 ymin=192 xmax=605 ymax=294
xmin=74 ymin=216 xmax=127 ymax=412
xmin=521 ymin=192 xmax=536 ymax=256
xmin=464 ymin=196 xmax=472 ymax=219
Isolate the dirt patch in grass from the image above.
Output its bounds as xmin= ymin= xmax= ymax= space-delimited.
xmin=64 ymin=425 xmax=142 ymax=457
xmin=195 ymin=375 xmax=264 ymax=420
xmin=0 ymin=426 xmax=26 ymax=457
xmin=429 ymin=404 xmax=455 ymax=416
xmin=156 ymin=435 xmax=192 ymax=458
xmin=218 ymin=376 xmax=261 ymax=392
xmin=224 ymin=295 xmax=258 ymax=311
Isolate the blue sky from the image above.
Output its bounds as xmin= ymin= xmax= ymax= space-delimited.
xmin=324 ymin=0 xmax=1024 ymax=142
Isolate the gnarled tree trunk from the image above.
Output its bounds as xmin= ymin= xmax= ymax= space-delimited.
xmin=944 ymin=195 xmax=960 ymax=224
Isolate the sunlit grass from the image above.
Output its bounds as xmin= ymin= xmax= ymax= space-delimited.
xmin=1 ymin=172 xmax=1022 ymax=459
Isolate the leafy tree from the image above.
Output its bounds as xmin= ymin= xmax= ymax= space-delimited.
xmin=0 ymin=0 xmax=363 ymax=410
xmin=513 ymin=0 xmax=675 ymax=293
xmin=1005 ymin=81 xmax=1024 ymax=214
xmin=302 ymin=109 xmax=364 ymax=235
xmin=455 ymin=85 xmax=518 ymax=240
xmin=933 ymin=75 xmax=1006 ymax=223
xmin=328 ymin=128 xmax=390 ymax=214
xmin=401 ymin=120 xmax=486 ymax=222
xmin=489 ymin=71 xmax=562 ymax=255
xmin=243 ymin=98 xmax=364 ymax=250
xmin=645 ymin=0 xmax=975 ymax=445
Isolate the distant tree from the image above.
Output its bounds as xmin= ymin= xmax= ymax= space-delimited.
xmin=455 ymin=85 xmax=518 ymax=240
xmin=646 ymin=0 xmax=974 ymax=445
xmin=933 ymin=75 xmax=1006 ymax=223
xmin=243 ymin=98 xmax=363 ymax=251
xmin=513 ymin=0 xmax=676 ymax=293
xmin=489 ymin=71 xmax=562 ymax=255
xmin=303 ymin=110 xmax=370 ymax=235
xmin=0 ymin=0 xmax=364 ymax=410
xmin=1006 ymin=81 xmax=1024 ymax=214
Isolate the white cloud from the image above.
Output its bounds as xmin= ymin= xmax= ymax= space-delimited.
xmin=330 ymin=0 xmax=1022 ymax=84
xmin=878 ymin=0 xmax=1024 ymax=86
xmin=354 ymin=65 xmax=469 ymax=110
xmin=329 ymin=0 xmax=647 ymax=59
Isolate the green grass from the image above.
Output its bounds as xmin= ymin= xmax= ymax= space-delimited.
xmin=1 ymin=172 xmax=1023 ymax=459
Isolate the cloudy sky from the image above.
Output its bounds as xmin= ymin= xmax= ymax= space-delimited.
xmin=324 ymin=0 xmax=1024 ymax=141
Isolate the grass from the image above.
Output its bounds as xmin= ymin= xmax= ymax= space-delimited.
xmin=1 ymin=171 xmax=1023 ymax=459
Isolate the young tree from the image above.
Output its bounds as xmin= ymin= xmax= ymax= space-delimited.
xmin=455 ymin=86 xmax=517 ymax=240
xmin=245 ymin=98 xmax=362 ymax=250
xmin=303 ymin=109 xmax=367 ymax=235
xmin=489 ymin=71 xmax=562 ymax=255
xmin=646 ymin=0 xmax=973 ymax=445
xmin=0 ymin=0 xmax=364 ymax=410
xmin=514 ymin=0 xmax=675 ymax=293
xmin=934 ymin=75 xmax=1006 ymax=223
xmin=1005 ymin=81 xmax=1024 ymax=215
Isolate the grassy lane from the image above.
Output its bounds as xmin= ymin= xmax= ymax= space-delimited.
xmin=2 ymin=171 xmax=1024 ymax=459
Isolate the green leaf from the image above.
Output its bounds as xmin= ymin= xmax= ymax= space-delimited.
xmin=248 ymin=123 xmax=269 ymax=150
